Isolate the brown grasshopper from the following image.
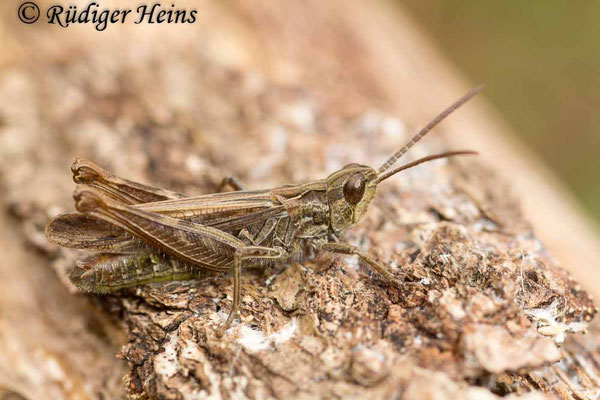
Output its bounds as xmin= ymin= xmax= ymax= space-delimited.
xmin=45 ymin=86 xmax=482 ymax=333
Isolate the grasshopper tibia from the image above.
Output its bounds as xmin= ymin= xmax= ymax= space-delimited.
xmin=219 ymin=245 xmax=287 ymax=335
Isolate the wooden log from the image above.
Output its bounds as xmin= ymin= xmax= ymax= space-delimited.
xmin=0 ymin=1 xmax=598 ymax=399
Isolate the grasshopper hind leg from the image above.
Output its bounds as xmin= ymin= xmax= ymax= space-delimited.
xmin=71 ymin=189 xmax=287 ymax=334
xmin=219 ymin=246 xmax=287 ymax=336
xmin=71 ymin=158 xmax=185 ymax=204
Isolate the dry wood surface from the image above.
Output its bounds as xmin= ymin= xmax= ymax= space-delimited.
xmin=1 ymin=1 xmax=600 ymax=399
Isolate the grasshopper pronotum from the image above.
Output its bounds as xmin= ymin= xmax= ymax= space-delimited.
xmin=46 ymin=86 xmax=482 ymax=333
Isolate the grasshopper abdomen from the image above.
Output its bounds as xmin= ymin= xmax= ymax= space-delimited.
xmin=70 ymin=252 xmax=211 ymax=293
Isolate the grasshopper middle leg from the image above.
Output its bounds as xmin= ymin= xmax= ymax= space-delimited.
xmin=217 ymin=176 xmax=244 ymax=192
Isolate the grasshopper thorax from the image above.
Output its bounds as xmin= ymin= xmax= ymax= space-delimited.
xmin=326 ymin=164 xmax=378 ymax=234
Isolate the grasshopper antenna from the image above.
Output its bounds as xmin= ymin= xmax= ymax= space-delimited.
xmin=377 ymin=150 xmax=478 ymax=183
xmin=378 ymin=85 xmax=484 ymax=174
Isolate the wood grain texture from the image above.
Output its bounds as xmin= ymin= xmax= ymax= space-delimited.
xmin=0 ymin=0 xmax=599 ymax=399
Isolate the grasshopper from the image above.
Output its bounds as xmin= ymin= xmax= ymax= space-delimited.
xmin=45 ymin=86 xmax=482 ymax=333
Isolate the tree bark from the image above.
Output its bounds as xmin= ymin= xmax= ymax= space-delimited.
xmin=1 ymin=1 xmax=599 ymax=399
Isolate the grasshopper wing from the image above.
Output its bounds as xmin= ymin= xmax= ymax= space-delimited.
xmin=45 ymin=212 xmax=146 ymax=252
xmin=74 ymin=189 xmax=246 ymax=272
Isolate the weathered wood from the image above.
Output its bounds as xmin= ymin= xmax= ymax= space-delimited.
xmin=0 ymin=1 xmax=599 ymax=399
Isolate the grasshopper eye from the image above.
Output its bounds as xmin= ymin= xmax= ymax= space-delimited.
xmin=343 ymin=174 xmax=366 ymax=205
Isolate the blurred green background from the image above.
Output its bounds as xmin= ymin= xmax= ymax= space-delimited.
xmin=400 ymin=1 xmax=600 ymax=223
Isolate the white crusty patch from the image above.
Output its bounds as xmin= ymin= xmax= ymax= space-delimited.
xmin=525 ymin=299 xmax=588 ymax=344
xmin=344 ymin=255 xmax=360 ymax=271
xmin=237 ymin=318 xmax=298 ymax=352
xmin=154 ymin=333 xmax=180 ymax=379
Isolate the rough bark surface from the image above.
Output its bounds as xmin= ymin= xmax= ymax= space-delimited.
xmin=0 ymin=1 xmax=599 ymax=399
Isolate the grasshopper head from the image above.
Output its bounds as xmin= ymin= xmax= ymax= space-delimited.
xmin=326 ymin=86 xmax=484 ymax=234
xmin=326 ymin=164 xmax=378 ymax=234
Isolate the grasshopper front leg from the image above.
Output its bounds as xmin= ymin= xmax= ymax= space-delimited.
xmin=321 ymin=242 xmax=403 ymax=287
